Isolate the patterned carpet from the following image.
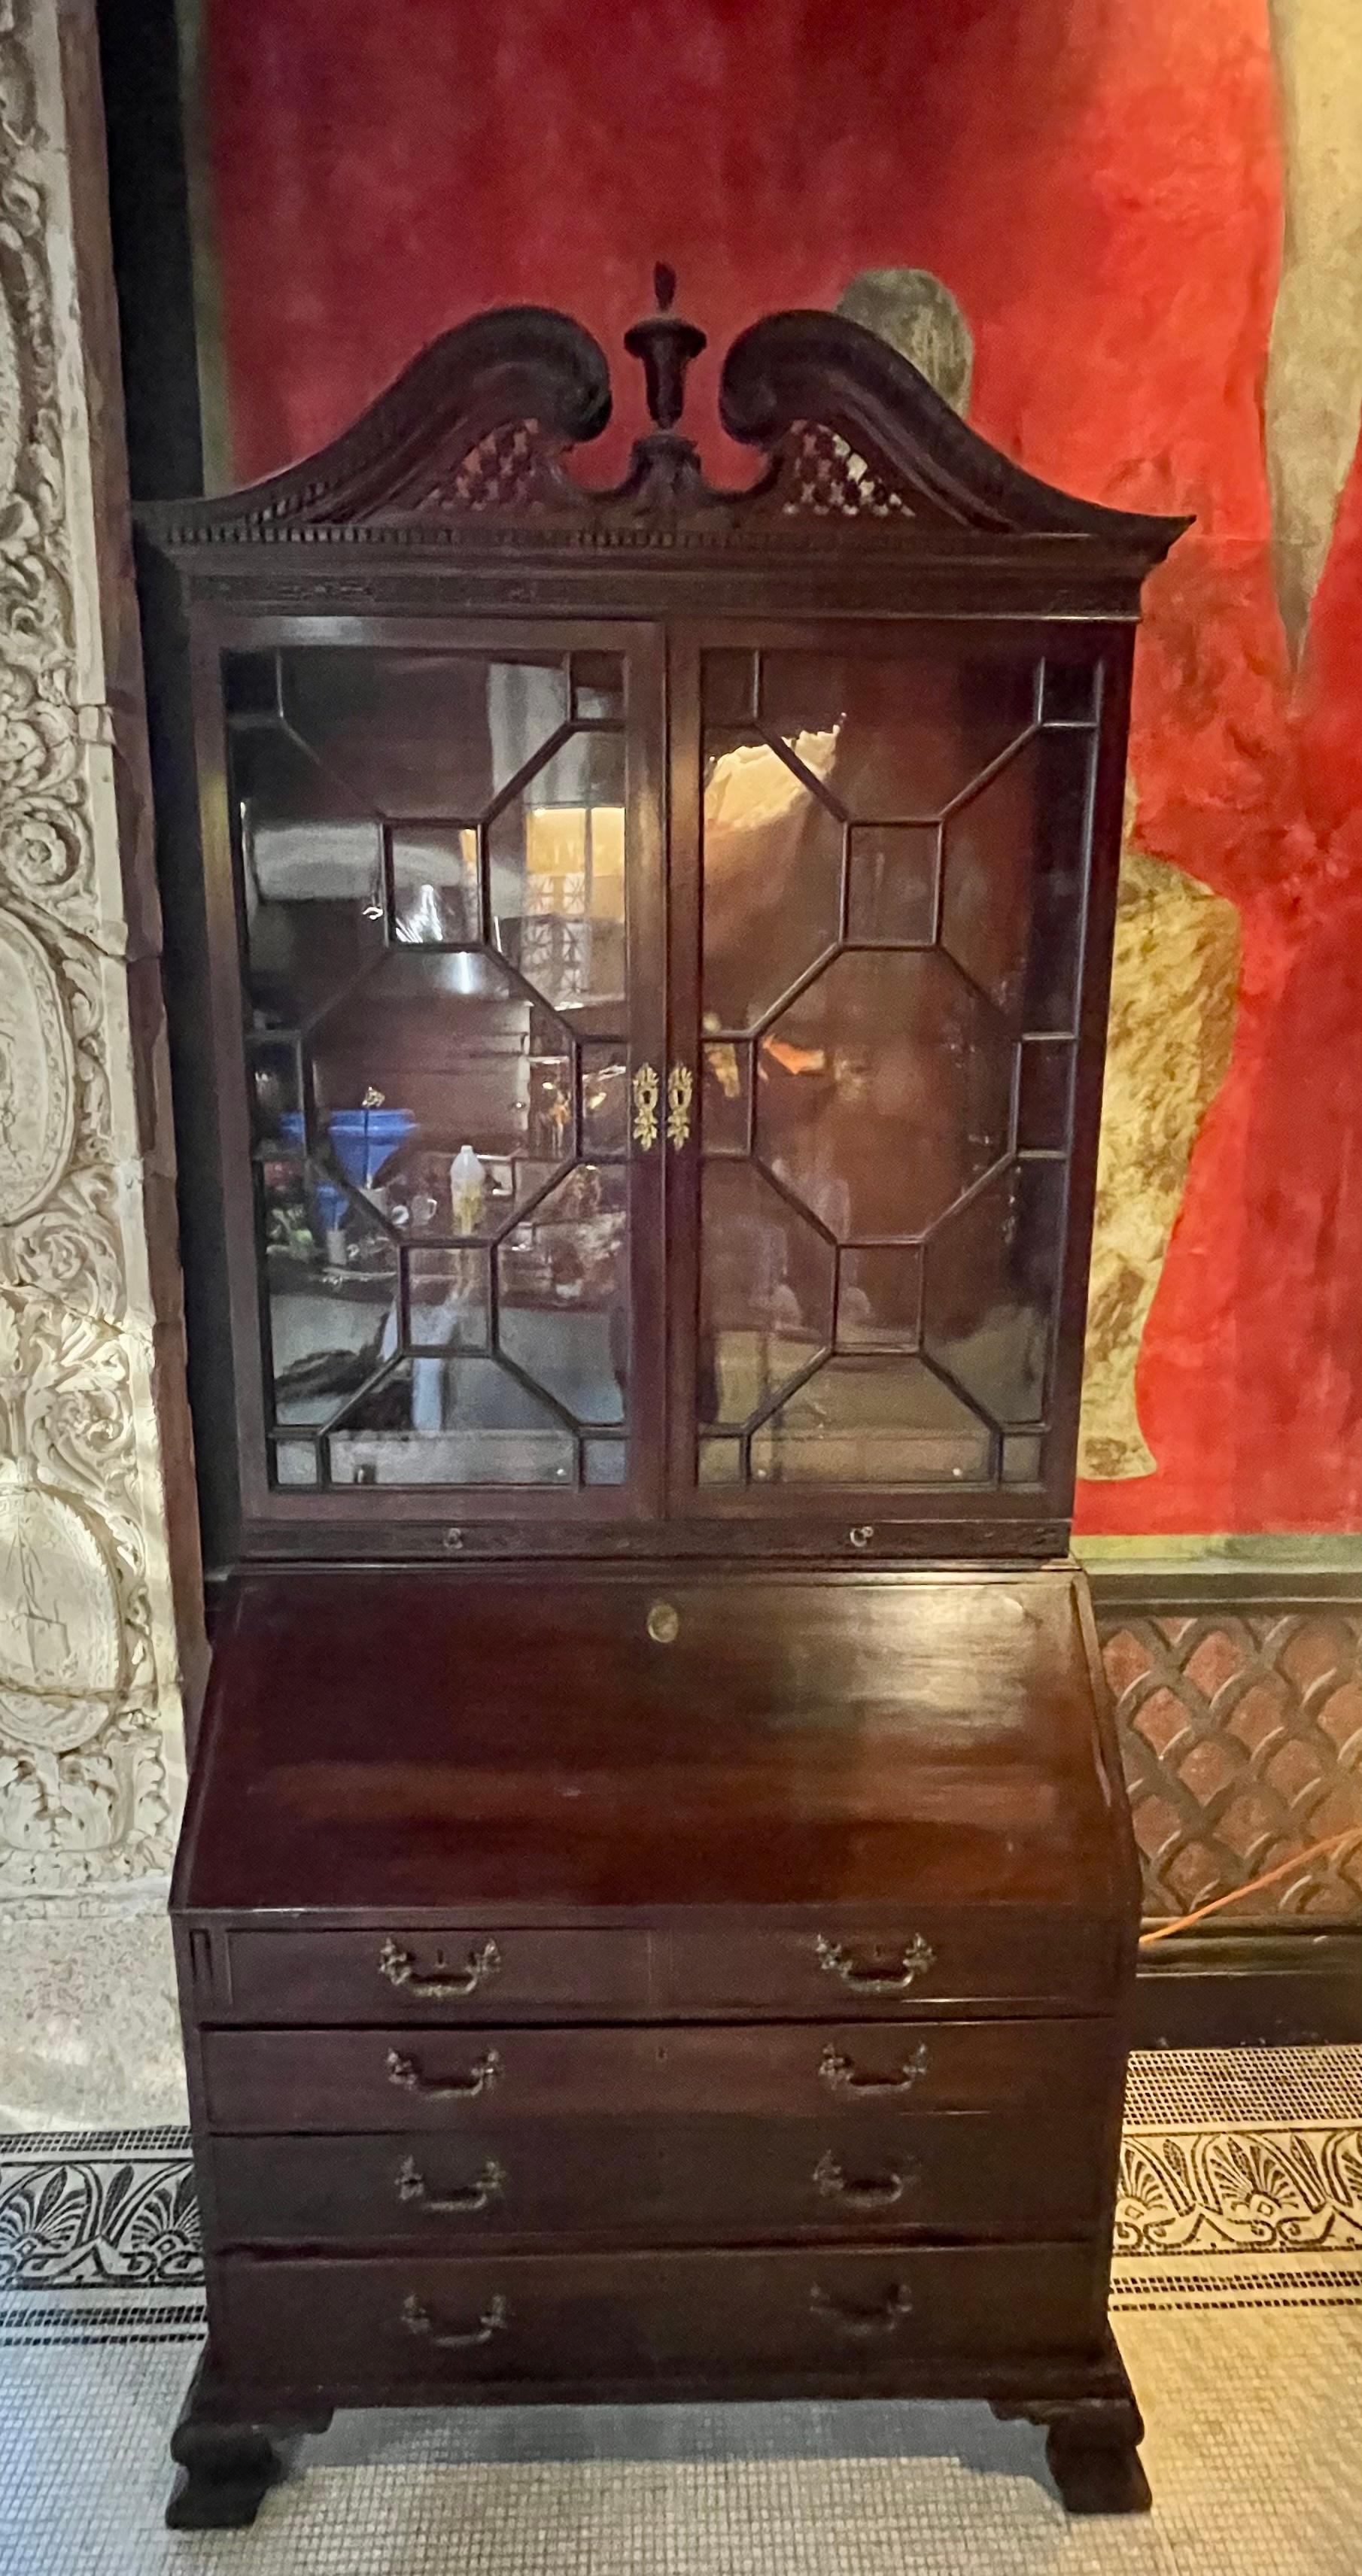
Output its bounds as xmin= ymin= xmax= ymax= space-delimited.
xmin=2 ymin=2048 xmax=1360 ymax=2574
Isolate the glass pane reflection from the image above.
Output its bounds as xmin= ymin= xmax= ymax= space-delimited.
xmin=306 ymin=949 xmax=572 ymax=1239
xmin=922 ymin=1161 xmax=1066 ymax=1426
xmin=750 ymin=1357 xmax=992 ymax=1484
xmin=756 ymin=949 xmax=1011 ymax=1241
xmin=698 ymin=1162 xmax=831 ymax=1428
xmin=281 ymin=651 xmax=569 ymax=817
xmin=228 ymin=642 xmax=636 ymax=1499
xmin=327 ymin=1357 xmax=576 ymax=1486
xmin=498 ymin=1166 xmax=629 ymax=1426
xmin=261 ymin=1162 xmax=397 ymax=1428
xmin=760 ymin=649 xmax=1035 ymax=816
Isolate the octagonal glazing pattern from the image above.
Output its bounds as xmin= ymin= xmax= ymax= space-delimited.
xmin=695 ymin=641 xmax=1100 ymax=1493
xmin=755 ymin=949 xmax=1012 ymax=1241
xmin=230 ymin=642 xmax=636 ymax=1495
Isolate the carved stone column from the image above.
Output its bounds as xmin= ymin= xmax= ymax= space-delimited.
xmin=0 ymin=0 xmax=201 ymax=1961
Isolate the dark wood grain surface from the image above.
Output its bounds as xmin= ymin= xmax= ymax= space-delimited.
xmin=197 ymin=2015 xmax=1103 ymax=2130
xmin=206 ymin=2106 xmax=1105 ymax=2249
xmin=211 ymin=2242 xmax=1106 ymax=2394
xmin=178 ymin=1566 xmax=1130 ymax=1916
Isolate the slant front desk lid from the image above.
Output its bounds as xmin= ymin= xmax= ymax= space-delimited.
xmin=177 ymin=1568 xmax=1130 ymax=1918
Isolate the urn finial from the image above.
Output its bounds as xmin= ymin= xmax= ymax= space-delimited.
xmin=625 ymin=266 xmax=706 ymax=430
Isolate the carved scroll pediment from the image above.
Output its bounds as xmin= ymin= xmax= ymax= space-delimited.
xmin=140 ymin=283 xmax=1185 ymax=576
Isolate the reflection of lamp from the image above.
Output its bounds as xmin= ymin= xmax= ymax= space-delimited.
xmin=488 ymin=667 xmax=625 ymax=1000
xmin=704 ymin=731 xmax=838 ymax=833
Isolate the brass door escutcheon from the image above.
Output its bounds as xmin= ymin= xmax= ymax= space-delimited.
xmin=631 ymin=1063 xmax=660 ymax=1149
xmin=666 ymin=1062 xmax=693 ymax=1148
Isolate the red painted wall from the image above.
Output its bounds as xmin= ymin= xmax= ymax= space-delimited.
xmin=203 ymin=0 xmax=1362 ymax=1534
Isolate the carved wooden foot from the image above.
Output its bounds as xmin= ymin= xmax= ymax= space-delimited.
xmin=166 ymin=2350 xmax=330 ymax=2530
xmin=992 ymin=2348 xmax=1151 ymax=2514
xmin=1039 ymin=2395 xmax=1152 ymax=2514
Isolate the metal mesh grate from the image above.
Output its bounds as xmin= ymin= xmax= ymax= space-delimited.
xmin=1125 ymin=2043 xmax=1362 ymax=2127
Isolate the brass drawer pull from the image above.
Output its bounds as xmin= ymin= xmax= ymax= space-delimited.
xmin=818 ymin=2043 xmax=929 ymax=2098
xmin=396 ymin=2154 xmax=506 ymax=2214
xmin=400 ymin=2290 xmax=509 ymax=2350
xmin=379 ymin=1937 xmax=501 ymax=1999
xmin=809 ymin=2281 xmax=913 ymax=2339
xmin=815 ymin=1934 xmax=935 ymax=1994
xmin=385 ymin=2046 xmax=502 ymax=2100
xmin=812 ymin=2150 xmax=912 ymax=2211
xmin=631 ymin=1063 xmax=660 ymax=1149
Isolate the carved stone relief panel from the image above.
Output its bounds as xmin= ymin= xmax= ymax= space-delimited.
xmin=0 ymin=0 xmax=201 ymax=1894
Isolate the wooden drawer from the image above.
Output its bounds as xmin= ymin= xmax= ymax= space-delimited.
xmin=658 ymin=1912 xmax=1118 ymax=2017
xmin=197 ymin=1906 xmax=1118 ymax=2028
xmin=212 ymin=2243 xmax=1105 ymax=2396
xmin=207 ymin=2104 xmax=1104 ymax=2249
xmin=217 ymin=1927 xmax=652 ymax=2025
xmin=199 ymin=2016 xmax=1107 ymax=2132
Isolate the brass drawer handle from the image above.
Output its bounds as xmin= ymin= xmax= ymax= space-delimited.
xmin=812 ymin=2150 xmax=912 ymax=2211
xmin=379 ymin=1937 xmax=501 ymax=1999
xmin=818 ymin=2043 xmax=929 ymax=2098
xmin=666 ymin=1062 xmax=693 ymax=1149
xmin=809 ymin=2281 xmax=913 ymax=2339
xmin=396 ymin=2155 xmax=506 ymax=2214
xmin=400 ymin=2290 xmax=509 ymax=2350
xmin=815 ymin=1934 xmax=935 ymax=1994
xmin=385 ymin=2047 xmax=503 ymax=2100
xmin=631 ymin=1063 xmax=660 ymax=1150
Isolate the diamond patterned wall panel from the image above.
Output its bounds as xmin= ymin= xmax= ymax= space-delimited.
xmin=1099 ymin=1608 xmax=1362 ymax=1921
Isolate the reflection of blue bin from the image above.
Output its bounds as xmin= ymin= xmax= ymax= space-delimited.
xmin=281 ymin=1109 xmax=415 ymax=1238
xmin=281 ymin=1108 xmax=415 ymax=1185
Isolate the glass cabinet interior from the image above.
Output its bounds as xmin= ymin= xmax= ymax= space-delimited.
xmin=203 ymin=615 xmax=1119 ymax=1551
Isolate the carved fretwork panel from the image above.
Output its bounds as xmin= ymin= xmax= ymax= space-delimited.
xmin=392 ymin=421 xmax=560 ymax=516
xmin=1100 ymin=1610 xmax=1362 ymax=1920
xmin=778 ymin=423 xmax=915 ymax=519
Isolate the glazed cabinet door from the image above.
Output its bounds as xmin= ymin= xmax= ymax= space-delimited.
xmin=205 ymin=618 xmax=667 ymax=1531
xmin=664 ymin=623 xmax=1115 ymax=1536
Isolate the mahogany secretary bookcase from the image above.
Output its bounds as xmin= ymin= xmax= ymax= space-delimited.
xmin=138 ymin=279 xmax=1182 ymax=2526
